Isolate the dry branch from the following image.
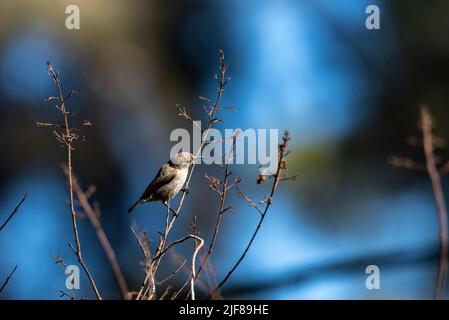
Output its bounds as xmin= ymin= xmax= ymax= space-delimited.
xmin=38 ymin=62 xmax=101 ymax=299
xmin=195 ymin=135 xmax=239 ymax=289
xmin=208 ymin=130 xmax=295 ymax=299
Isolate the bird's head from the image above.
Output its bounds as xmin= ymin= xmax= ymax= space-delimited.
xmin=170 ymin=152 xmax=195 ymax=168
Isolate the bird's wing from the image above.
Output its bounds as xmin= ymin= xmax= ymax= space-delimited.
xmin=138 ymin=164 xmax=177 ymax=201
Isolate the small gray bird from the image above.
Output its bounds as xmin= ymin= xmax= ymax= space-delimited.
xmin=128 ymin=152 xmax=194 ymax=213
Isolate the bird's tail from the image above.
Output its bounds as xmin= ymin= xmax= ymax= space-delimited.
xmin=128 ymin=199 xmax=144 ymax=213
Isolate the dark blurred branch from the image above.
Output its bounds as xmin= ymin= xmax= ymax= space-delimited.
xmin=0 ymin=193 xmax=27 ymax=232
xmin=62 ymin=165 xmax=129 ymax=300
xmin=222 ymin=244 xmax=439 ymax=297
xmin=0 ymin=265 xmax=17 ymax=294
xmin=421 ymin=106 xmax=449 ymax=300
xmin=390 ymin=106 xmax=449 ymax=300
xmin=236 ymin=186 xmax=263 ymax=215
xmin=388 ymin=156 xmax=426 ymax=172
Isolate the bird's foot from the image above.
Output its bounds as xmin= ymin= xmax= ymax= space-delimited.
xmin=181 ymin=187 xmax=190 ymax=194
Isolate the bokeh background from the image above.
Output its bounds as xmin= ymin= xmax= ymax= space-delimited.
xmin=1 ymin=0 xmax=449 ymax=299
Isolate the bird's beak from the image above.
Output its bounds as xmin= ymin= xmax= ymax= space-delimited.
xmin=192 ymin=155 xmax=204 ymax=164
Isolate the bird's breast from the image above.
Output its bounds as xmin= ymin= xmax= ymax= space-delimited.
xmin=169 ymin=167 xmax=189 ymax=198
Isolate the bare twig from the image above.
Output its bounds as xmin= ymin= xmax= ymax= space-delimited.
xmin=236 ymin=186 xmax=263 ymax=215
xmin=195 ymin=136 xmax=239 ymax=286
xmin=171 ymin=276 xmax=191 ymax=300
xmin=39 ymin=62 xmax=101 ymax=299
xmin=52 ymin=255 xmax=78 ymax=299
xmin=0 ymin=265 xmax=17 ymax=294
xmin=131 ymin=226 xmax=151 ymax=260
xmin=0 ymin=194 xmax=27 ymax=232
xmin=208 ymin=130 xmax=293 ymax=299
xmin=159 ymin=285 xmax=173 ymax=300
xmin=176 ymin=104 xmax=202 ymax=130
xmin=152 ymin=234 xmax=204 ymax=300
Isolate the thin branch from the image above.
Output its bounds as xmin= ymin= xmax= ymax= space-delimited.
xmin=156 ymin=260 xmax=187 ymax=286
xmin=0 ymin=265 xmax=17 ymax=294
xmin=196 ymin=136 xmax=239 ymax=285
xmin=131 ymin=226 xmax=150 ymax=260
xmin=207 ymin=130 xmax=292 ymax=299
xmin=152 ymin=234 xmax=204 ymax=300
xmin=171 ymin=276 xmax=191 ymax=300
xmin=0 ymin=193 xmax=27 ymax=232
xmin=176 ymin=104 xmax=202 ymax=130
xmin=159 ymin=285 xmax=172 ymax=300
xmin=40 ymin=62 xmax=101 ymax=300
xmin=153 ymin=234 xmax=202 ymax=262
xmin=236 ymin=187 xmax=263 ymax=215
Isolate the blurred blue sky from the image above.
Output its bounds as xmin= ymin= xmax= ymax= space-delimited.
xmin=191 ymin=0 xmax=393 ymax=146
xmin=1 ymin=31 xmax=64 ymax=107
xmin=0 ymin=166 xmax=69 ymax=299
